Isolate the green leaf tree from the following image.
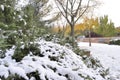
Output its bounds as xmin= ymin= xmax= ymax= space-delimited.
xmin=0 ymin=0 xmax=19 ymax=57
xmin=0 ymin=0 xmax=50 ymax=47
xmin=94 ymin=15 xmax=116 ymax=37
xmin=18 ymin=0 xmax=51 ymax=46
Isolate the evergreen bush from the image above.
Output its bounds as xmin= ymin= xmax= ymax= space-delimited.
xmin=12 ymin=43 xmax=41 ymax=62
xmin=0 ymin=22 xmax=6 ymax=29
xmin=0 ymin=74 xmax=25 ymax=80
xmin=109 ymin=39 xmax=120 ymax=45
xmin=27 ymin=71 xmax=40 ymax=80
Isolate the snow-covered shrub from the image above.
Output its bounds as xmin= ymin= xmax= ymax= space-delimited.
xmin=109 ymin=39 xmax=120 ymax=45
xmin=74 ymin=48 xmax=90 ymax=57
xmin=42 ymin=34 xmax=55 ymax=41
xmin=41 ymin=33 xmax=78 ymax=49
xmin=82 ymin=55 xmax=110 ymax=79
xmin=0 ymin=23 xmax=6 ymax=29
xmin=12 ymin=43 xmax=41 ymax=62
xmin=12 ymin=46 xmax=29 ymax=62
xmin=27 ymin=71 xmax=40 ymax=80
xmin=6 ymin=32 xmax=17 ymax=46
xmin=0 ymin=38 xmax=7 ymax=58
xmin=0 ymin=40 xmax=109 ymax=80
xmin=1 ymin=74 xmax=25 ymax=80
xmin=75 ymin=48 xmax=111 ymax=79
xmin=61 ymin=36 xmax=77 ymax=46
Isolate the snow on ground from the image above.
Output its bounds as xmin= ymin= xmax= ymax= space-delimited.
xmin=0 ymin=40 xmax=108 ymax=80
xmin=78 ymin=42 xmax=120 ymax=79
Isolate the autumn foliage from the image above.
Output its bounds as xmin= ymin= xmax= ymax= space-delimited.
xmin=52 ymin=17 xmax=99 ymax=37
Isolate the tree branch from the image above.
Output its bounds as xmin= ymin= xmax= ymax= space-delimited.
xmin=55 ymin=0 xmax=71 ymax=25
xmin=74 ymin=0 xmax=82 ymax=16
xmin=75 ymin=0 xmax=90 ymax=23
xmin=73 ymin=0 xmax=77 ymax=6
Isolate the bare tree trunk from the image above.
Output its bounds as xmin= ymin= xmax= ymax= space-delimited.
xmin=70 ymin=24 xmax=75 ymax=47
xmin=88 ymin=30 xmax=91 ymax=46
xmin=69 ymin=13 xmax=75 ymax=47
xmin=54 ymin=0 xmax=99 ymax=48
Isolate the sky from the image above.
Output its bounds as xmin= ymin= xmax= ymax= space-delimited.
xmin=50 ymin=0 xmax=120 ymax=27
xmin=18 ymin=0 xmax=120 ymax=27
xmin=97 ymin=0 xmax=120 ymax=27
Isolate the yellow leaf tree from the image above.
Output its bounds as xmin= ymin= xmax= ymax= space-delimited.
xmin=82 ymin=17 xmax=98 ymax=46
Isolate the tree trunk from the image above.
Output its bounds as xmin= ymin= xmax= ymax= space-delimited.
xmin=88 ymin=30 xmax=91 ymax=46
xmin=70 ymin=24 xmax=75 ymax=47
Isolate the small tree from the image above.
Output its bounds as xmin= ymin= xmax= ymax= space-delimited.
xmin=54 ymin=0 xmax=99 ymax=47
xmin=15 ymin=0 xmax=51 ymax=46
xmin=83 ymin=17 xmax=98 ymax=46
xmin=0 ymin=0 xmax=20 ymax=57
xmin=0 ymin=0 xmax=51 ymax=50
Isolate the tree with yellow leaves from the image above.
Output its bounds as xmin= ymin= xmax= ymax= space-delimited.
xmin=82 ymin=16 xmax=99 ymax=46
xmin=52 ymin=17 xmax=99 ymax=38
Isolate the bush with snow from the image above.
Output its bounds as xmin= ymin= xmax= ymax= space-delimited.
xmin=109 ymin=39 xmax=120 ymax=45
xmin=12 ymin=43 xmax=41 ymax=62
xmin=0 ymin=40 xmax=113 ymax=80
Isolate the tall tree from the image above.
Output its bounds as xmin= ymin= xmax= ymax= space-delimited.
xmin=94 ymin=15 xmax=116 ymax=37
xmin=54 ymin=0 xmax=99 ymax=47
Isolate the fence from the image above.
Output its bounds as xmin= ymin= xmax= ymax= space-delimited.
xmin=77 ymin=37 xmax=120 ymax=43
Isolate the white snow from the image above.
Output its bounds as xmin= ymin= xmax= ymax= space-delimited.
xmin=0 ymin=40 xmax=118 ymax=80
xmin=78 ymin=42 xmax=120 ymax=79
xmin=0 ymin=5 xmax=4 ymax=11
xmin=0 ymin=65 xmax=9 ymax=78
